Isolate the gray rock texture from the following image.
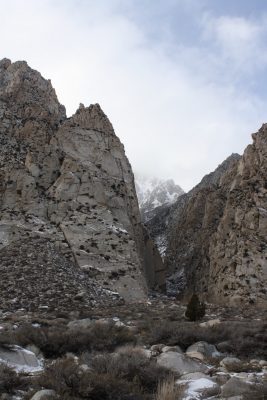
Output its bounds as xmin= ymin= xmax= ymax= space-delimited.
xmin=0 ymin=58 xmax=164 ymax=309
xmin=157 ymin=351 xmax=208 ymax=375
xmin=135 ymin=176 xmax=183 ymax=258
xmin=165 ymin=139 xmax=267 ymax=308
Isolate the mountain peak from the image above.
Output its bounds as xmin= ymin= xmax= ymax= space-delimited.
xmin=69 ymin=103 xmax=115 ymax=135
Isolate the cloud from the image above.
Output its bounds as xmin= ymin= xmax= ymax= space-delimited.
xmin=0 ymin=0 xmax=267 ymax=191
xmin=202 ymin=13 xmax=267 ymax=72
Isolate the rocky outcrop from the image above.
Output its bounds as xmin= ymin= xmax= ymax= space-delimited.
xmin=135 ymin=175 xmax=183 ymax=222
xmin=135 ymin=176 xmax=183 ymax=258
xmin=165 ymin=141 xmax=267 ymax=308
xmin=0 ymin=58 xmax=164 ymax=309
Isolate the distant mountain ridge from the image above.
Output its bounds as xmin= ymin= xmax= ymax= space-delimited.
xmin=135 ymin=175 xmax=184 ymax=222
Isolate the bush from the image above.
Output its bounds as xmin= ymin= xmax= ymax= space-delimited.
xmin=0 ymin=321 xmax=136 ymax=358
xmin=185 ymin=294 xmax=205 ymax=321
xmin=37 ymin=357 xmax=144 ymax=400
xmin=145 ymin=319 xmax=267 ymax=359
xmin=90 ymin=346 xmax=172 ymax=392
xmin=0 ymin=364 xmax=25 ymax=393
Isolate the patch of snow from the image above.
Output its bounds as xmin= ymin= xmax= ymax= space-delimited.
xmin=178 ymin=378 xmax=216 ymax=400
xmin=108 ymin=224 xmax=128 ymax=234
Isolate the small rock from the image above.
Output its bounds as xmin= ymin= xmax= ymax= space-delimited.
xmin=186 ymin=351 xmax=204 ymax=361
xmin=150 ymin=344 xmax=165 ymax=353
xmin=186 ymin=341 xmax=220 ymax=359
xmin=199 ymin=319 xmax=221 ymax=328
xmin=30 ymin=389 xmax=56 ymax=400
xmin=67 ymin=318 xmax=93 ymax=330
xmin=221 ymin=377 xmax=261 ymax=397
xmin=161 ymin=345 xmax=183 ymax=354
xmin=220 ymin=357 xmax=243 ymax=372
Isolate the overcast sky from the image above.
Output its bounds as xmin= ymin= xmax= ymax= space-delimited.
xmin=1 ymin=0 xmax=267 ymax=191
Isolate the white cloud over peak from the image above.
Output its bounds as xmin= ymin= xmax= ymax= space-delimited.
xmin=0 ymin=0 xmax=267 ymax=191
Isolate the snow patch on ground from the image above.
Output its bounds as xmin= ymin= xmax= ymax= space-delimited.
xmin=178 ymin=378 xmax=216 ymax=400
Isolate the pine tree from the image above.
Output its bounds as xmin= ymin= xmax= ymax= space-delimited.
xmin=185 ymin=293 xmax=206 ymax=321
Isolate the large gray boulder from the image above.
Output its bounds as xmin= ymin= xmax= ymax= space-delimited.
xmin=221 ymin=377 xmax=263 ymax=397
xmin=186 ymin=341 xmax=220 ymax=359
xmin=0 ymin=345 xmax=42 ymax=373
xmin=157 ymin=351 xmax=208 ymax=375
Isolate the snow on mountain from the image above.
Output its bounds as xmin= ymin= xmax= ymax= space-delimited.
xmin=135 ymin=175 xmax=184 ymax=222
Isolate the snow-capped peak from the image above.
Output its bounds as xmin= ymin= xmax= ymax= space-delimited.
xmin=135 ymin=174 xmax=184 ymax=221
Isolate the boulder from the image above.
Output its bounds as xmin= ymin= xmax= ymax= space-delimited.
xmin=176 ymin=377 xmax=220 ymax=399
xmin=220 ymin=357 xmax=242 ymax=372
xmin=0 ymin=345 xmax=42 ymax=373
xmin=67 ymin=318 xmax=93 ymax=330
xmin=221 ymin=377 xmax=262 ymax=398
xmin=186 ymin=341 xmax=220 ymax=359
xmin=161 ymin=345 xmax=183 ymax=354
xmin=157 ymin=351 xmax=208 ymax=375
xmin=30 ymin=390 xmax=56 ymax=400
xmin=199 ymin=319 xmax=221 ymax=328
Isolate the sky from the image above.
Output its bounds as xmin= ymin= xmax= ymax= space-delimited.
xmin=1 ymin=0 xmax=267 ymax=191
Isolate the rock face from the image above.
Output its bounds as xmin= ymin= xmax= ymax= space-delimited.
xmin=135 ymin=175 xmax=183 ymax=222
xmin=135 ymin=176 xmax=183 ymax=258
xmin=0 ymin=58 xmax=164 ymax=310
xmin=165 ymin=131 xmax=267 ymax=308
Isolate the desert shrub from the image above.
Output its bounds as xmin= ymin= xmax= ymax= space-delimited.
xmin=145 ymin=319 xmax=267 ymax=359
xmin=0 ymin=364 xmax=25 ymax=393
xmin=91 ymin=346 xmax=172 ymax=392
xmin=37 ymin=357 xmax=145 ymax=400
xmin=185 ymin=294 xmax=205 ymax=321
xmin=0 ymin=321 xmax=136 ymax=358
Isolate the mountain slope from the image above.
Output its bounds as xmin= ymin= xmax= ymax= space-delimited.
xmin=165 ymin=138 xmax=267 ymax=308
xmin=0 ymin=58 xmax=164 ymax=310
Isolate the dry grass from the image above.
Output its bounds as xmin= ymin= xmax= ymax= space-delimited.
xmin=155 ymin=377 xmax=181 ymax=400
xmin=0 ymin=364 xmax=26 ymax=394
xmin=0 ymin=321 xmax=136 ymax=358
xmin=142 ymin=319 xmax=267 ymax=359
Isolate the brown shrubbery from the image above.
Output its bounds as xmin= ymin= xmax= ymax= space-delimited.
xmin=0 ymin=321 xmax=136 ymax=358
xmin=0 ymin=364 xmax=25 ymax=394
xmin=143 ymin=319 xmax=267 ymax=359
xmin=34 ymin=349 xmax=174 ymax=400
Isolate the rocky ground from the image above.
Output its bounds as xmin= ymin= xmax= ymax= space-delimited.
xmin=0 ymin=298 xmax=266 ymax=399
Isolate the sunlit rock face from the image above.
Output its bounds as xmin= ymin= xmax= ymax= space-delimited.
xmin=165 ymin=142 xmax=267 ymax=309
xmin=0 ymin=58 xmax=164 ymax=309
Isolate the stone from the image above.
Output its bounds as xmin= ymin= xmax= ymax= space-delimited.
xmin=30 ymin=390 xmax=56 ymax=400
xmin=186 ymin=341 xmax=220 ymax=359
xmin=164 ymin=122 xmax=267 ymax=308
xmin=176 ymin=376 xmax=220 ymax=399
xmin=157 ymin=351 xmax=208 ymax=375
xmin=186 ymin=351 xmax=204 ymax=361
xmin=0 ymin=58 xmax=165 ymax=309
xmin=199 ymin=319 xmax=221 ymax=328
xmin=179 ymin=372 xmax=207 ymax=381
xmin=67 ymin=318 xmax=93 ymax=330
xmin=221 ymin=377 xmax=262 ymax=397
xmin=220 ymin=357 xmax=242 ymax=372
xmin=161 ymin=345 xmax=183 ymax=354
xmin=0 ymin=345 xmax=41 ymax=373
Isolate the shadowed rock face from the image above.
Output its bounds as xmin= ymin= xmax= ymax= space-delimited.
xmin=0 ymin=58 xmax=164 ymax=309
xmin=165 ymin=136 xmax=267 ymax=308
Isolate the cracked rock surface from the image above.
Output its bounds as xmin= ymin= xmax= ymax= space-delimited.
xmin=0 ymin=58 xmax=164 ymax=310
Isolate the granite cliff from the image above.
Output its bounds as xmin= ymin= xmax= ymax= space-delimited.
xmin=165 ymin=131 xmax=267 ymax=308
xmin=0 ymin=58 xmax=164 ymax=311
